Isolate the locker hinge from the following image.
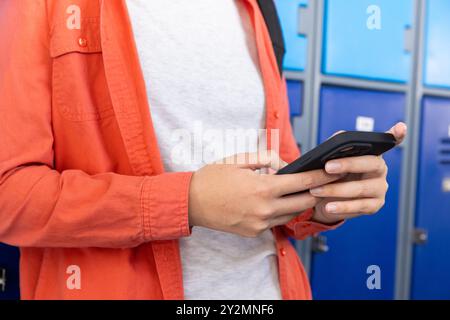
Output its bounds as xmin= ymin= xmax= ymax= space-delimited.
xmin=403 ymin=25 xmax=414 ymax=53
xmin=413 ymin=228 xmax=428 ymax=245
xmin=312 ymin=234 xmax=329 ymax=253
xmin=298 ymin=4 xmax=313 ymax=37
xmin=0 ymin=268 xmax=6 ymax=292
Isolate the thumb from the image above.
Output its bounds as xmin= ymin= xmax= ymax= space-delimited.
xmin=386 ymin=122 xmax=407 ymax=145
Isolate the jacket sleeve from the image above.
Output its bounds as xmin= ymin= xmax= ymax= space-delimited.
xmin=277 ymin=77 xmax=343 ymax=240
xmin=0 ymin=0 xmax=192 ymax=248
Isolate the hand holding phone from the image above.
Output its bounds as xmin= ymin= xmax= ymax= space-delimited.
xmin=277 ymin=131 xmax=397 ymax=175
xmin=298 ymin=123 xmax=407 ymax=225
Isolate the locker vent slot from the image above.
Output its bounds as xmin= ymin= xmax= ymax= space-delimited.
xmin=439 ymin=138 xmax=450 ymax=165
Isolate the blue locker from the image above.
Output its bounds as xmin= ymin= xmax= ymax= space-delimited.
xmin=311 ymin=86 xmax=404 ymax=299
xmin=411 ymin=97 xmax=450 ymax=299
xmin=423 ymin=0 xmax=450 ymax=88
xmin=286 ymin=80 xmax=303 ymax=117
xmin=322 ymin=0 xmax=413 ymax=82
xmin=0 ymin=243 xmax=20 ymax=300
xmin=274 ymin=0 xmax=308 ymax=71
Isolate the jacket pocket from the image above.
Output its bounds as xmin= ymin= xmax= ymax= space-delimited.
xmin=50 ymin=18 xmax=115 ymax=121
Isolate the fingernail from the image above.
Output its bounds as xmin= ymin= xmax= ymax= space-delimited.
xmin=310 ymin=187 xmax=323 ymax=195
xmin=396 ymin=123 xmax=407 ymax=135
xmin=326 ymin=203 xmax=338 ymax=213
xmin=326 ymin=162 xmax=342 ymax=173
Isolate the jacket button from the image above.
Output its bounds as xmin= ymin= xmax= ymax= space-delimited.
xmin=78 ymin=37 xmax=88 ymax=47
xmin=274 ymin=111 xmax=280 ymax=119
xmin=280 ymin=248 xmax=287 ymax=256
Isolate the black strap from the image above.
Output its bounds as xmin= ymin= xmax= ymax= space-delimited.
xmin=257 ymin=0 xmax=286 ymax=77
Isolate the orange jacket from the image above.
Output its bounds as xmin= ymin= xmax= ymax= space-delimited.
xmin=0 ymin=0 xmax=338 ymax=299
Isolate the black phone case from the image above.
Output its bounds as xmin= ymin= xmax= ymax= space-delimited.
xmin=276 ymin=131 xmax=396 ymax=175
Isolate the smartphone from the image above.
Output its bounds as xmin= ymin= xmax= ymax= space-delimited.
xmin=276 ymin=131 xmax=397 ymax=175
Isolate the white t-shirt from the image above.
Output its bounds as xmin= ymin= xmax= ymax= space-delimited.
xmin=127 ymin=0 xmax=281 ymax=300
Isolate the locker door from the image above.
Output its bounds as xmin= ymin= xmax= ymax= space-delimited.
xmin=311 ymin=86 xmax=405 ymax=299
xmin=0 ymin=243 xmax=20 ymax=300
xmin=322 ymin=0 xmax=413 ymax=82
xmin=423 ymin=0 xmax=450 ymax=89
xmin=287 ymin=80 xmax=303 ymax=117
xmin=411 ymin=97 xmax=450 ymax=299
xmin=274 ymin=0 xmax=309 ymax=71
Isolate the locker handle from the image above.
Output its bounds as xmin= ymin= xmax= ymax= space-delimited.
xmin=297 ymin=4 xmax=313 ymax=37
xmin=0 ymin=268 xmax=5 ymax=292
xmin=413 ymin=228 xmax=428 ymax=245
xmin=312 ymin=234 xmax=329 ymax=253
xmin=403 ymin=25 xmax=414 ymax=53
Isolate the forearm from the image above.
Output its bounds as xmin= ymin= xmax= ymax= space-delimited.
xmin=0 ymin=165 xmax=192 ymax=248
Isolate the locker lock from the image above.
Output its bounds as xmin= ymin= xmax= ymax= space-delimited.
xmin=0 ymin=268 xmax=5 ymax=292
xmin=413 ymin=228 xmax=428 ymax=246
xmin=312 ymin=235 xmax=329 ymax=253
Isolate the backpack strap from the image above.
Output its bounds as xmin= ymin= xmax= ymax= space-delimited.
xmin=256 ymin=0 xmax=286 ymax=77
